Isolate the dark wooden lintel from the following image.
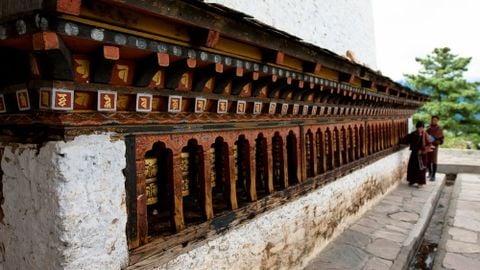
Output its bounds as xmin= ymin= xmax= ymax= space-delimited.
xmin=165 ymin=59 xmax=194 ymax=89
xmin=91 ymin=45 xmax=119 ymax=84
xmin=32 ymin=32 xmax=74 ymax=80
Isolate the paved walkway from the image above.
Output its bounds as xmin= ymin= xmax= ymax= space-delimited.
xmin=434 ymin=173 xmax=480 ymax=270
xmin=305 ymin=176 xmax=445 ymax=270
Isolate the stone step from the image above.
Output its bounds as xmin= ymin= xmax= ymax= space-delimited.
xmin=433 ymin=173 xmax=480 ymax=270
xmin=304 ymin=175 xmax=445 ymax=270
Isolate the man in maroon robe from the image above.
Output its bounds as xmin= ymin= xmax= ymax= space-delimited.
xmin=426 ymin=116 xmax=444 ymax=181
xmin=404 ymin=121 xmax=434 ymax=187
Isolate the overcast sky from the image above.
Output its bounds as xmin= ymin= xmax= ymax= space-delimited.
xmin=372 ymin=0 xmax=480 ymax=82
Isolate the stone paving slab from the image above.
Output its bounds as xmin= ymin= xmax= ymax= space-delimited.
xmin=305 ymin=175 xmax=445 ymax=270
xmin=434 ymin=173 xmax=480 ymax=270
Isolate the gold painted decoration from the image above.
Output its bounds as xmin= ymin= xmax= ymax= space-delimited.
xmin=144 ymin=158 xmax=159 ymax=206
xmin=177 ymin=71 xmax=192 ymax=91
xmin=217 ymin=99 xmax=228 ymax=114
xmin=168 ymin=95 xmax=182 ymax=113
xmin=253 ymin=102 xmax=262 ymax=115
xmin=97 ymin=90 xmax=117 ymax=111
xmin=74 ymin=92 xmax=92 ymax=109
xmin=29 ymin=54 xmax=41 ymax=79
xmin=16 ymin=89 xmax=30 ymax=111
xmin=149 ymin=70 xmax=165 ymax=88
xmin=110 ymin=60 xmax=135 ymax=86
xmin=39 ymin=88 xmax=51 ymax=109
xmin=195 ymin=97 xmax=206 ymax=113
xmin=144 ymin=158 xmax=158 ymax=179
xmin=281 ymin=104 xmax=288 ymax=115
xmin=52 ymin=88 xmax=74 ymax=110
xmin=136 ymin=93 xmax=153 ymax=112
xmin=292 ymin=104 xmax=299 ymax=115
xmin=209 ymin=148 xmax=216 ymax=187
xmin=236 ymin=100 xmax=246 ymax=114
xmin=180 ymin=152 xmax=190 ymax=196
xmin=302 ymin=105 xmax=309 ymax=115
xmin=239 ymin=83 xmax=252 ymax=97
xmin=232 ymin=144 xmax=238 ymax=182
xmin=145 ymin=179 xmax=159 ymax=205
xmin=73 ymin=55 xmax=90 ymax=83
xmin=268 ymin=102 xmax=277 ymax=114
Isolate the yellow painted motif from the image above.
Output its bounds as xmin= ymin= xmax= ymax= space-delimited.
xmin=75 ymin=59 xmax=90 ymax=79
xmin=41 ymin=91 xmax=49 ymax=106
xmin=151 ymin=70 xmax=163 ymax=86
xmin=103 ymin=94 xmax=112 ymax=109
xmin=180 ymin=73 xmax=189 ymax=89
xmin=30 ymin=55 xmax=40 ymax=76
xmin=74 ymin=93 xmax=89 ymax=106
xmin=18 ymin=94 xmax=28 ymax=108
xmin=140 ymin=97 xmax=148 ymax=109
xmin=117 ymin=64 xmax=129 ymax=83
xmin=57 ymin=94 xmax=68 ymax=107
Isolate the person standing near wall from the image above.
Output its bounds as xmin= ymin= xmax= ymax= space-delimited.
xmin=403 ymin=121 xmax=434 ymax=187
xmin=426 ymin=116 xmax=444 ymax=181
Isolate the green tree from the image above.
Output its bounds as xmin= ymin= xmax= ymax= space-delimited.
xmin=405 ymin=47 xmax=480 ymax=135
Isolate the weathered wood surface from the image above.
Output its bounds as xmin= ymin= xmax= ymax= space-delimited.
xmin=127 ymin=146 xmax=405 ymax=268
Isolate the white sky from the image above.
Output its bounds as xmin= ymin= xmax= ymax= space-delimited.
xmin=372 ymin=0 xmax=480 ymax=82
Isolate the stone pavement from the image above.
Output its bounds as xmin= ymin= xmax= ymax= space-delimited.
xmin=304 ymin=175 xmax=445 ymax=270
xmin=434 ymin=173 xmax=480 ymax=270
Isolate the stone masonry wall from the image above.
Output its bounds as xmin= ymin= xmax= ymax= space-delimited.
xmin=0 ymin=134 xmax=128 ymax=270
xmin=151 ymin=149 xmax=409 ymax=270
xmin=205 ymin=0 xmax=377 ymax=68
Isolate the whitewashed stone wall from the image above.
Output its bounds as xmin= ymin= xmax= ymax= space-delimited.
xmin=151 ymin=149 xmax=409 ymax=270
xmin=0 ymin=134 xmax=128 ymax=270
xmin=206 ymin=0 xmax=377 ymax=68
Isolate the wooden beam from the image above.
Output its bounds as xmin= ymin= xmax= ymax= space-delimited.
xmin=213 ymin=68 xmax=237 ymax=94
xmin=91 ymin=45 xmax=119 ymax=84
xmin=32 ymin=32 xmax=74 ymax=80
xmin=267 ymin=78 xmax=288 ymax=98
xmin=134 ymin=53 xmax=168 ymax=87
xmin=165 ymin=59 xmax=194 ymax=89
xmin=192 ymin=64 xmax=218 ymax=92
xmin=338 ymin=72 xmax=355 ymax=84
xmin=303 ymin=62 xmax=322 ymax=75
xmin=57 ymin=0 xmax=82 ymax=15
xmin=263 ymin=50 xmax=284 ymax=65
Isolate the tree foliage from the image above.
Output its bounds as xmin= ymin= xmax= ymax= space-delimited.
xmin=405 ymin=48 xmax=480 ymax=135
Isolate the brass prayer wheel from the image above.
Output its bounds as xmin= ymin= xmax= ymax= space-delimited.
xmin=144 ymin=158 xmax=159 ymax=205
xmin=180 ymin=152 xmax=190 ymax=196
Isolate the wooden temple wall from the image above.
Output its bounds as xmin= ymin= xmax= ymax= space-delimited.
xmin=126 ymin=118 xmax=409 ymax=253
xmin=0 ymin=1 xmax=427 ymax=269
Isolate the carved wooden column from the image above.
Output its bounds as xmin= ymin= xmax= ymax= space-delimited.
xmin=369 ymin=124 xmax=374 ymax=154
xmin=227 ymin=144 xmax=239 ymax=209
xmin=136 ymin=158 xmax=148 ymax=245
xmin=171 ymin=153 xmax=186 ymax=232
xmin=200 ymin=147 xmax=214 ymax=220
xmin=347 ymin=126 xmax=354 ymax=161
xmin=265 ymin=137 xmax=274 ymax=194
xmin=325 ymin=129 xmax=333 ymax=171
xmin=272 ymin=134 xmax=288 ymax=189
xmin=310 ymin=131 xmax=318 ymax=176
xmin=299 ymin=127 xmax=307 ymax=181
xmin=333 ymin=127 xmax=340 ymax=168
xmin=286 ymin=131 xmax=299 ymax=185
xmin=316 ymin=130 xmax=325 ymax=174
xmin=248 ymin=141 xmax=258 ymax=201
